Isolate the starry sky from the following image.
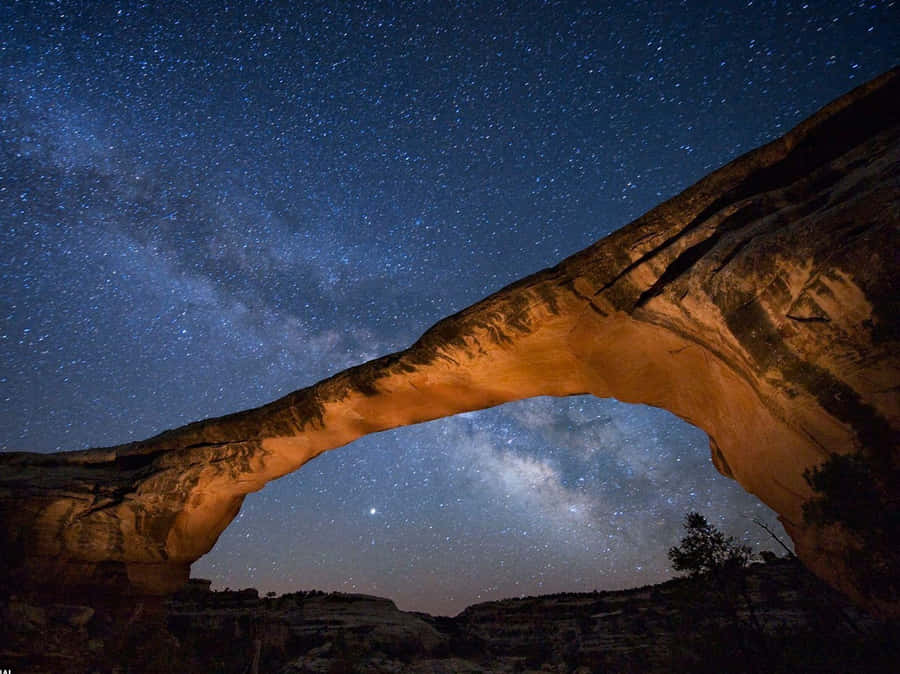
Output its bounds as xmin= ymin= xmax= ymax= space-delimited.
xmin=1 ymin=1 xmax=897 ymax=616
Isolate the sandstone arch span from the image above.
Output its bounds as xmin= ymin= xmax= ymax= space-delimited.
xmin=1 ymin=69 xmax=898 ymax=614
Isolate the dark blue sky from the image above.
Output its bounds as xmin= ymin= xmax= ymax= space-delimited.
xmin=1 ymin=1 xmax=896 ymax=615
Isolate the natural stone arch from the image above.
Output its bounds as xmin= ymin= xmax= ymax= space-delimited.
xmin=1 ymin=68 xmax=897 ymax=615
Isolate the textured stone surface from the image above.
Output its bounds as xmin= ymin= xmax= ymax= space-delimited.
xmin=1 ymin=69 xmax=897 ymax=610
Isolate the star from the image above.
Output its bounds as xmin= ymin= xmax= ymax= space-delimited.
xmin=2 ymin=0 xmax=895 ymax=617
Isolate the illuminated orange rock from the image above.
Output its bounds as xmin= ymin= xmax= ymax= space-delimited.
xmin=1 ymin=69 xmax=897 ymax=612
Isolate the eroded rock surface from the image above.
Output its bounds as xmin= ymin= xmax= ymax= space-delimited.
xmin=1 ymin=69 xmax=898 ymax=611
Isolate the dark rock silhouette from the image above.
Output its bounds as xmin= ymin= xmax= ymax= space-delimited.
xmin=1 ymin=558 xmax=895 ymax=672
xmin=1 ymin=68 xmax=897 ymax=614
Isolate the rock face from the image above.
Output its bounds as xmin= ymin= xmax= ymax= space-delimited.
xmin=1 ymin=70 xmax=898 ymax=610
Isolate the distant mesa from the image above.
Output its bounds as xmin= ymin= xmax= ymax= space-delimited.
xmin=1 ymin=68 xmax=897 ymax=615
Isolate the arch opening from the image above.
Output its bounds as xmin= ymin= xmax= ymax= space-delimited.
xmin=192 ymin=396 xmax=787 ymax=615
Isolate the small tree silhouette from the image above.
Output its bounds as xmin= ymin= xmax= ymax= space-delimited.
xmin=668 ymin=512 xmax=767 ymax=671
xmin=668 ymin=512 xmax=751 ymax=577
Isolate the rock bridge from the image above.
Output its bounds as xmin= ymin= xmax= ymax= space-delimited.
xmin=1 ymin=69 xmax=897 ymax=615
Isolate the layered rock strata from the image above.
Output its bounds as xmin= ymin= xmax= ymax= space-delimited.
xmin=1 ymin=69 xmax=897 ymax=611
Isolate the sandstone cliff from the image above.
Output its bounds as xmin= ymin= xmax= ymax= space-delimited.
xmin=1 ymin=69 xmax=897 ymax=613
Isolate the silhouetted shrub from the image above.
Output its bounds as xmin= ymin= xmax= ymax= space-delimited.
xmin=803 ymin=449 xmax=900 ymax=602
xmin=668 ymin=512 xmax=751 ymax=577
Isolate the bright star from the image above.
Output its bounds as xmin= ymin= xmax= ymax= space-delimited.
xmin=369 ymin=508 xmax=377 ymax=515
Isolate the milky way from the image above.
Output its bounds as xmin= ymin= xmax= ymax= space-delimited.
xmin=1 ymin=1 xmax=897 ymax=615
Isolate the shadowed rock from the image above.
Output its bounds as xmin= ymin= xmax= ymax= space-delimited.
xmin=1 ymin=558 xmax=893 ymax=672
xmin=1 ymin=69 xmax=897 ymax=613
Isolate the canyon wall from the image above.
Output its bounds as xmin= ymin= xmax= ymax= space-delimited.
xmin=1 ymin=69 xmax=897 ymax=613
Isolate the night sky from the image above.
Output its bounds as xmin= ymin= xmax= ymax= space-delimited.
xmin=2 ymin=1 xmax=897 ymax=616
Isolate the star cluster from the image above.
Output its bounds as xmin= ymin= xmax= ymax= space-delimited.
xmin=2 ymin=1 xmax=897 ymax=615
